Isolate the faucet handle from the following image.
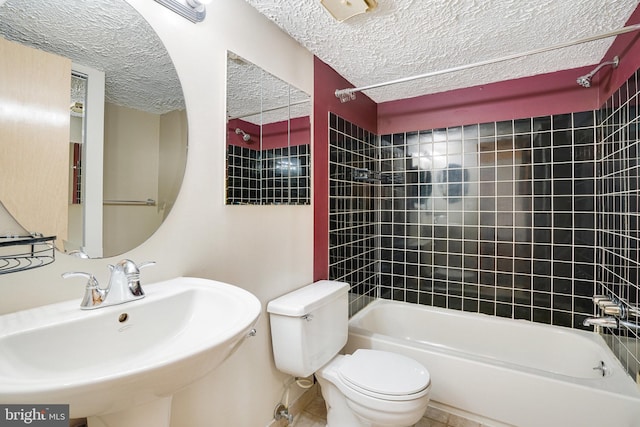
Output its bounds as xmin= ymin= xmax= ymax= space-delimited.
xmin=62 ymin=271 xmax=97 ymax=285
xmin=108 ymin=259 xmax=156 ymax=275
xmin=107 ymin=259 xmax=156 ymax=297
xmin=62 ymin=271 xmax=105 ymax=309
xmin=592 ymin=295 xmax=611 ymax=305
xmin=138 ymin=261 xmax=156 ymax=270
xmin=597 ymin=299 xmax=617 ymax=310
xmin=603 ymin=304 xmax=624 ymax=317
xmin=130 ymin=261 xmax=155 ymax=296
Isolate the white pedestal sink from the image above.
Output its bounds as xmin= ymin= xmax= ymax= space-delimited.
xmin=0 ymin=277 xmax=261 ymax=427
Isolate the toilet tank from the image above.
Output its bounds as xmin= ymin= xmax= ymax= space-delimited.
xmin=267 ymin=280 xmax=349 ymax=377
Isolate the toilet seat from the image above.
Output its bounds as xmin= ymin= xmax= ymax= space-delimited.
xmin=337 ymin=349 xmax=431 ymax=401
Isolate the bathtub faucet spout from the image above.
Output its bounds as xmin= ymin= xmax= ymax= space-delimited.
xmin=583 ymin=317 xmax=618 ymax=328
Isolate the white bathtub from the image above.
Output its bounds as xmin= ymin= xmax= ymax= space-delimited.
xmin=344 ymin=299 xmax=640 ymax=427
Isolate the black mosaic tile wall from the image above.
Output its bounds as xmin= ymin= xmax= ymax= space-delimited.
xmin=328 ymin=113 xmax=379 ymax=315
xmin=227 ymin=144 xmax=310 ymax=205
xmin=378 ymin=112 xmax=597 ymax=329
xmin=328 ymin=112 xmax=599 ymax=329
xmin=598 ymin=69 xmax=640 ymax=376
xmin=228 ymin=145 xmax=261 ymax=204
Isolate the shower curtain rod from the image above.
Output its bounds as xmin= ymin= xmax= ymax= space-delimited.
xmin=227 ymin=99 xmax=310 ymax=121
xmin=334 ymin=23 xmax=640 ymax=102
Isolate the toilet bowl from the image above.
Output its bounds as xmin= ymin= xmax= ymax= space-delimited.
xmin=316 ymin=349 xmax=431 ymax=427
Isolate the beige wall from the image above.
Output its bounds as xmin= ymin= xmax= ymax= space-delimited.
xmin=104 ymin=102 xmax=160 ymax=203
xmin=103 ymin=102 xmax=162 ymax=256
xmin=0 ymin=1 xmax=314 ymax=426
xmin=73 ymin=104 xmax=187 ymax=257
xmin=159 ymin=109 xmax=188 ymax=220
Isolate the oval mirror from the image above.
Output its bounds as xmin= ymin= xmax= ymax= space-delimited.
xmin=0 ymin=0 xmax=187 ymax=258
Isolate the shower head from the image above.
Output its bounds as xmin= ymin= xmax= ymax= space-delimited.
xmin=235 ymin=128 xmax=251 ymax=142
xmin=576 ymin=56 xmax=619 ymax=88
xmin=576 ymin=75 xmax=592 ymax=88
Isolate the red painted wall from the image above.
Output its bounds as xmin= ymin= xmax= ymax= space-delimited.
xmin=262 ymin=116 xmax=311 ymax=150
xmin=227 ymin=116 xmax=310 ymax=149
xmin=313 ymin=57 xmax=377 ymax=281
xmin=227 ymin=119 xmax=260 ymax=147
xmin=377 ymin=66 xmax=599 ymax=135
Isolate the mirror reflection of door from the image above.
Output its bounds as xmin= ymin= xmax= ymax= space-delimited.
xmin=67 ymin=68 xmax=105 ymax=258
xmin=67 ymin=64 xmax=105 ymax=258
xmin=67 ymin=73 xmax=87 ymax=255
xmin=0 ymin=36 xmax=71 ymax=248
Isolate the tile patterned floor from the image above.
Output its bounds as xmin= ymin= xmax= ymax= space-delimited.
xmin=293 ymin=392 xmax=493 ymax=427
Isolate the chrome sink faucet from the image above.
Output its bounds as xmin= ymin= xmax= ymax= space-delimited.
xmin=62 ymin=259 xmax=156 ymax=309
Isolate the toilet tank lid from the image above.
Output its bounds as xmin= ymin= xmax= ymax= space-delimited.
xmin=267 ymin=280 xmax=349 ymax=317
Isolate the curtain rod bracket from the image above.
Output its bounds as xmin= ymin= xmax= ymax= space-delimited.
xmin=335 ymin=89 xmax=356 ymax=103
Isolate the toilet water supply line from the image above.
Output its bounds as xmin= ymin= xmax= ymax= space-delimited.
xmin=275 ymin=376 xmax=315 ymax=424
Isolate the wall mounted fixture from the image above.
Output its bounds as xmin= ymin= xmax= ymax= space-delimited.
xmin=153 ymin=0 xmax=212 ymax=23
xmin=70 ymin=102 xmax=84 ymax=114
xmin=235 ymin=128 xmax=251 ymax=142
xmin=576 ymin=56 xmax=620 ymax=88
xmin=320 ymin=0 xmax=377 ymax=22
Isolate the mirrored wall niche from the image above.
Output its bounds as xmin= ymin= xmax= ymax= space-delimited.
xmin=226 ymin=51 xmax=311 ymax=205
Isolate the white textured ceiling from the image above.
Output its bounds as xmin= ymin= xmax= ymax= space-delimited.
xmin=0 ymin=0 xmax=184 ymax=115
xmin=245 ymin=0 xmax=640 ymax=103
xmin=2 ymin=1 xmax=638 ymax=115
xmin=227 ymin=52 xmax=311 ymax=125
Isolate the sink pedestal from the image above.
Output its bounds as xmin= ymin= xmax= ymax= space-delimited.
xmin=87 ymin=397 xmax=172 ymax=427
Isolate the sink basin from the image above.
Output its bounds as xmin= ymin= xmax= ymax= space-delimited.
xmin=0 ymin=277 xmax=261 ymax=425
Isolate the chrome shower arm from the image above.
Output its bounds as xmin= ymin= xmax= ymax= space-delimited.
xmin=576 ymin=56 xmax=619 ymax=88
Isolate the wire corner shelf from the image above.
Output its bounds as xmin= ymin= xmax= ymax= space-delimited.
xmin=0 ymin=235 xmax=56 ymax=274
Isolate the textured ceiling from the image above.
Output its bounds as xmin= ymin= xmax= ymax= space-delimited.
xmin=0 ymin=0 xmax=184 ymax=115
xmin=2 ymin=1 xmax=638 ymax=115
xmin=245 ymin=0 xmax=640 ymax=103
xmin=227 ymin=52 xmax=311 ymax=125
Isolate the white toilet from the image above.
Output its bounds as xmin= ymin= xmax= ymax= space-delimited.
xmin=267 ymin=280 xmax=431 ymax=427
